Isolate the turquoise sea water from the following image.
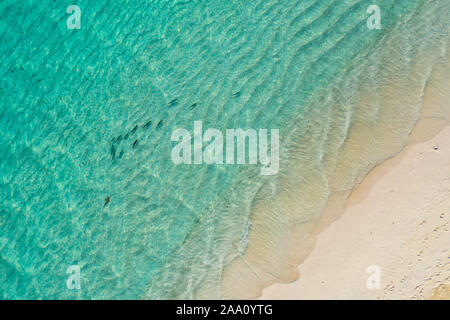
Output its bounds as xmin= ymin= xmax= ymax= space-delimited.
xmin=0 ymin=1 xmax=448 ymax=299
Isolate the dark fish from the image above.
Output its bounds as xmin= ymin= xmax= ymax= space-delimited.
xmin=131 ymin=125 xmax=138 ymax=135
xmin=143 ymin=120 xmax=152 ymax=129
xmin=156 ymin=120 xmax=163 ymax=129
xmin=168 ymin=98 xmax=178 ymax=106
xmin=116 ymin=135 xmax=122 ymax=143
xmin=190 ymin=103 xmax=198 ymax=109
xmin=110 ymin=145 xmax=116 ymax=160
xmin=124 ymin=132 xmax=129 ymax=140
xmin=133 ymin=140 xmax=138 ymax=149
xmin=118 ymin=150 xmax=124 ymax=159
xmin=232 ymin=91 xmax=241 ymax=98
xmin=103 ymin=196 xmax=110 ymax=208
xmin=174 ymin=1 xmax=189 ymax=6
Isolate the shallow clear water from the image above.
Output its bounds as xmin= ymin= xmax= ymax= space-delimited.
xmin=0 ymin=0 xmax=448 ymax=299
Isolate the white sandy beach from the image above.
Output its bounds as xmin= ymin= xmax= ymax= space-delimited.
xmin=260 ymin=125 xmax=450 ymax=299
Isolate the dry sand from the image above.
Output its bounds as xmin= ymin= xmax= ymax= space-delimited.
xmin=260 ymin=125 xmax=450 ymax=300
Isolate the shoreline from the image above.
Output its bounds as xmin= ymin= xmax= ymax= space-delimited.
xmin=260 ymin=125 xmax=450 ymax=299
xmin=218 ymin=8 xmax=449 ymax=298
xmin=258 ymin=51 xmax=450 ymax=300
